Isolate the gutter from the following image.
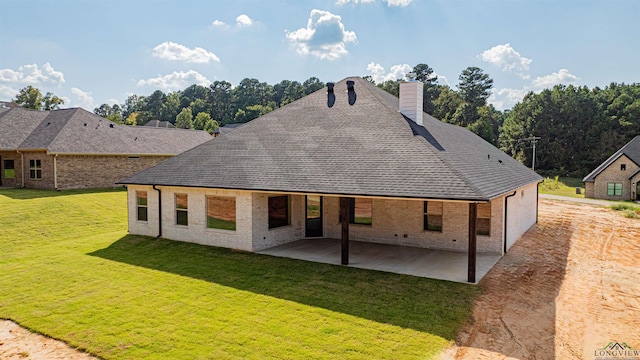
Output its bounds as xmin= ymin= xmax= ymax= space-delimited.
xmin=153 ymin=185 xmax=162 ymax=238
xmin=503 ymin=191 xmax=517 ymax=254
xmin=53 ymin=153 xmax=59 ymax=190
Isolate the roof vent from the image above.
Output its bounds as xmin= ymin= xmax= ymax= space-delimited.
xmin=399 ymin=80 xmax=424 ymax=126
xmin=347 ymin=80 xmax=356 ymax=106
xmin=109 ymin=123 xmax=114 ymax=128
xmin=327 ymin=82 xmax=335 ymax=108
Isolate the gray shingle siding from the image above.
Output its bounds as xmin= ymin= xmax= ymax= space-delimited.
xmin=120 ymin=77 xmax=542 ymax=201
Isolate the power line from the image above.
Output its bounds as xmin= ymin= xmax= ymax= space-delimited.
xmin=519 ymin=136 xmax=541 ymax=171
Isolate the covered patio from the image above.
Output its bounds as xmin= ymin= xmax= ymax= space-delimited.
xmin=258 ymin=238 xmax=501 ymax=284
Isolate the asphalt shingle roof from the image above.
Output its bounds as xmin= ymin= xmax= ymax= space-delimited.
xmin=120 ymin=77 xmax=542 ymax=201
xmin=0 ymin=107 xmax=212 ymax=155
xmin=583 ymin=135 xmax=640 ymax=182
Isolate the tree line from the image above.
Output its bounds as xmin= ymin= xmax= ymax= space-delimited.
xmin=11 ymin=68 xmax=640 ymax=178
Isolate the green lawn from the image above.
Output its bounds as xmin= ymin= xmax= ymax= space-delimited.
xmin=538 ymin=176 xmax=586 ymax=198
xmin=0 ymin=188 xmax=478 ymax=359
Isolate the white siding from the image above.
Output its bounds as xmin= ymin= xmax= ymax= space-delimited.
xmin=126 ymin=183 xmax=538 ymax=256
xmin=128 ymin=186 xmax=254 ymax=251
xmin=504 ymin=182 xmax=538 ymax=251
xmin=251 ymin=193 xmax=304 ymax=251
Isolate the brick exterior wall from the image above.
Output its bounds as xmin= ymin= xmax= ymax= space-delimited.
xmin=0 ymin=151 xmax=23 ymax=188
xmin=0 ymin=152 xmax=172 ymax=190
xmin=323 ymin=197 xmax=504 ymax=254
xmin=128 ymin=185 xmax=540 ymax=256
xmin=590 ymin=155 xmax=639 ymax=200
xmin=585 ymin=182 xmax=594 ymax=198
xmin=23 ymin=151 xmax=55 ymax=190
xmin=56 ymin=155 xmax=171 ymax=190
xmin=631 ymin=172 xmax=640 ymax=201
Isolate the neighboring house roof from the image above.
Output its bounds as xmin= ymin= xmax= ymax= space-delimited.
xmin=0 ymin=107 xmax=212 ymax=155
xmin=120 ymin=77 xmax=542 ymax=201
xmin=144 ymin=120 xmax=176 ymax=128
xmin=582 ymin=135 xmax=640 ymax=182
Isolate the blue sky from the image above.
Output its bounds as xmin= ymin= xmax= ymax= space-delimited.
xmin=1 ymin=0 xmax=638 ymax=111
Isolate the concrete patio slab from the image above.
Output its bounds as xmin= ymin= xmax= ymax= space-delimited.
xmin=258 ymin=238 xmax=501 ymax=284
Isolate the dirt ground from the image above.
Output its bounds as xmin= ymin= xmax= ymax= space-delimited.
xmin=0 ymin=320 xmax=97 ymax=359
xmin=2 ymin=199 xmax=639 ymax=360
xmin=447 ymin=199 xmax=640 ymax=359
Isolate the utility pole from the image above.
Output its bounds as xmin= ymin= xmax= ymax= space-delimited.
xmin=520 ymin=136 xmax=541 ymax=171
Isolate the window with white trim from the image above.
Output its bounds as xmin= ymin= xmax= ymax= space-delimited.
xmin=206 ymin=196 xmax=236 ymax=231
xmin=424 ymin=201 xmax=443 ymax=232
xmin=29 ymin=159 xmax=42 ymax=179
xmin=175 ymin=194 xmax=188 ymax=226
xmin=607 ymin=182 xmax=622 ymax=196
xmin=136 ymin=191 xmax=148 ymax=221
xmin=476 ymin=203 xmax=491 ymax=236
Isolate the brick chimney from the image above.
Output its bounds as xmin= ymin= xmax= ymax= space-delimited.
xmin=399 ymin=81 xmax=424 ymax=126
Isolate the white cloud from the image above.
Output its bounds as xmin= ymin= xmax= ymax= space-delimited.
xmin=384 ymin=0 xmax=413 ymax=6
xmin=336 ymin=0 xmax=411 ymax=5
xmin=489 ymin=69 xmax=580 ymax=110
xmin=531 ymin=69 xmax=579 ymax=89
xmin=0 ymin=84 xmax=19 ymax=100
xmin=336 ymin=0 xmax=375 ymax=5
xmin=366 ymin=62 xmax=412 ymax=83
xmin=286 ymin=9 xmax=357 ymax=60
xmin=366 ymin=62 xmax=446 ymax=85
xmin=106 ymin=98 xmax=121 ymax=106
xmin=0 ymin=63 xmax=65 ymax=86
xmin=236 ymin=14 xmax=254 ymax=27
xmin=137 ymin=70 xmax=212 ymax=91
xmin=152 ymin=41 xmax=220 ymax=64
xmin=489 ymin=88 xmax=530 ymax=111
xmin=212 ymin=20 xmax=229 ymax=28
xmin=479 ymin=43 xmax=532 ymax=79
xmin=71 ymin=87 xmax=95 ymax=110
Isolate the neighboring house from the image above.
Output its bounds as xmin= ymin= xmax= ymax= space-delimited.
xmin=144 ymin=120 xmax=176 ymax=128
xmin=0 ymin=107 xmax=212 ymax=190
xmin=119 ymin=77 xmax=542 ymax=282
xmin=583 ymin=135 xmax=640 ymax=201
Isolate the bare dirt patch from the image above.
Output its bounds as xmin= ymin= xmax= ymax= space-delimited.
xmin=448 ymin=199 xmax=640 ymax=359
xmin=0 ymin=320 xmax=97 ymax=359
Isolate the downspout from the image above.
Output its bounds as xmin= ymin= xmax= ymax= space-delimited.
xmin=503 ymin=191 xmax=517 ymax=254
xmin=17 ymin=150 xmax=24 ymax=188
xmin=153 ymin=185 xmax=162 ymax=238
xmin=53 ymin=153 xmax=59 ymax=190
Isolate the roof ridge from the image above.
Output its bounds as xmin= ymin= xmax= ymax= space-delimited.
xmin=46 ymin=108 xmax=79 ymax=151
xmin=583 ymin=135 xmax=640 ymax=182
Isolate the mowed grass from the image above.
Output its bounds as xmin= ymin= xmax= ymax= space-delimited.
xmin=538 ymin=176 xmax=586 ymax=198
xmin=0 ymin=189 xmax=478 ymax=359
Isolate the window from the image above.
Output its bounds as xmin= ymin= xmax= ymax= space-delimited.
xmin=607 ymin=183 xmax=622 ymax=196
xmin=3 ymin=160 xmax=15 ymax=179
xmin=136 ymin=191 xmax=148 ymax=221
xmin=29 ymin=159 xmax=41 ymax=179
xmin=206 ymin=196 xmax=236 ymax=231
xmin=476 ymin=203 xmax=491 ymax=236
xmin=424 ymin=201 xmax=443 ymax=232
xmin=175 ymin=194 xmax=188 ymax=226
xmin=350 ymin=198 xmax=372 ymax=225
xmin=268 ymin=195 xmax=290 ymax=229
xmin=621 ymin=164 xmax=627 ymax=171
